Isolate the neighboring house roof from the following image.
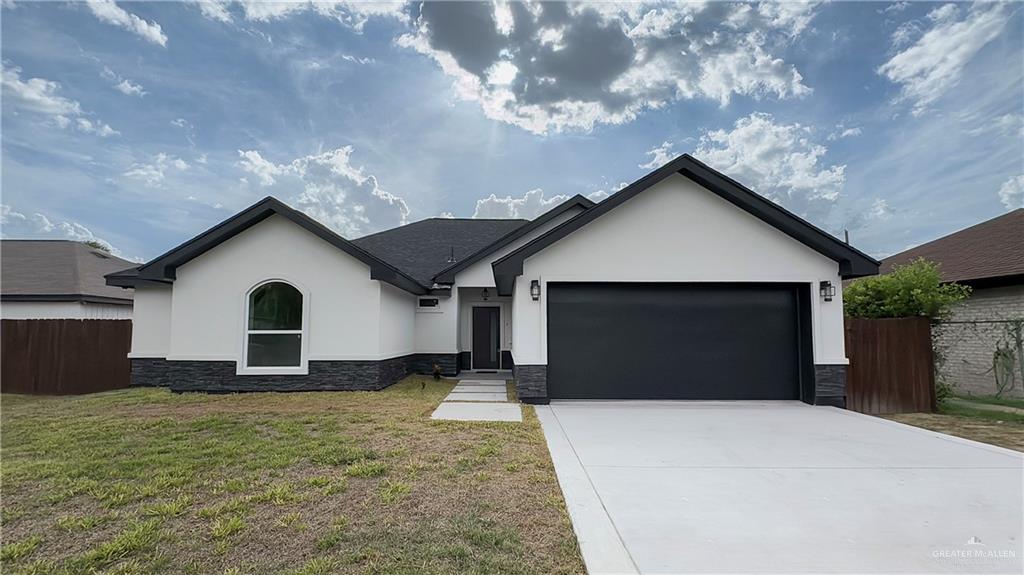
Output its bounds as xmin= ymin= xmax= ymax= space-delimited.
xmin=351 ymin=217 xmax=528 ymax=286
xmin=106 ymin=197 xmax=430 ymax=295
xmin=431 ymin=195 xmax=594 ymax=284
xmin=1 ymin=240 xmax=136 ymax=305
xmin=492 ymin=154 xmax=880 ymax=295
xmin=880 ymin=208 xmax=1024 ymax=286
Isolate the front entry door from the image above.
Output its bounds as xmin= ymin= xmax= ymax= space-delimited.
xmin=472 ymin=306 xmax=500 ymax=370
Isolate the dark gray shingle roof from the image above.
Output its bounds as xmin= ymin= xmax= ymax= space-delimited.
xmin=352 ymin=218 xmax=528 ymax=285
xmin=2 ymin=240 xmax=135 ymax=304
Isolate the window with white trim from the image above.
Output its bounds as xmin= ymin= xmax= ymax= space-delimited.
xmin=245 ymin=281 xmax=303 ymax=368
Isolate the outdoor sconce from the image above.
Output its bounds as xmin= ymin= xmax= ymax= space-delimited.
xmin=530 ymin=280 xmax=541 ymax=301
xmin=481 ymin=288 xmax=490 ymax=301
xmin=819 ymin=280 xmax=836 ymax=302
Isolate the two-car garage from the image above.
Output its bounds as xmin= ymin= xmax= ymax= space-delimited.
xmin=545 ymin=283 xmax=813 ymax=400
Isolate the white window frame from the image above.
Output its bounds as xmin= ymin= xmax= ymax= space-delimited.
xmin=238 ymin=278 xmax=310 ymax=375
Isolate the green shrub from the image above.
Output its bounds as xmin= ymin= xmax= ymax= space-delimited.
xmin=844 ymin=258 xmax=970 ymax=320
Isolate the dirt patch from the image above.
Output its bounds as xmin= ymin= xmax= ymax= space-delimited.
xmin=886 ymin=412 xmax=1024 ymax=452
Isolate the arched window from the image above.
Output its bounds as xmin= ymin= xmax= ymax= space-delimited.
xmin=244 ymin=281 xmax=304 ymax=369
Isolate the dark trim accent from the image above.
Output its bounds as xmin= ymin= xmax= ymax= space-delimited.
xmin=796 ymin=285 xmax=815 ymax=404
xmin=492 ymin=154 xmax=880 ymax=295
xmin=458 ymin=351 xmax=471 ymax=371
xmin=1 ymin=294 xmax=133 ymax=306
xmin=432 ymin=195 xmax=594 ymax=284
xmin=106 ymin=197 xmax=427 ymax=295
xmin=813 ymin=364 xmax=847 ymax=408
xmin=500 ymin=350 xmax=513 ymax=371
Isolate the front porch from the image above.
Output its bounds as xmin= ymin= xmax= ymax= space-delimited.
xmin=456 ymin=287 xmax=514 ymax=372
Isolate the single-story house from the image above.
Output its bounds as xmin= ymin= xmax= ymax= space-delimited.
xmin=1 ymin=240 xmax=134 ymax=319
xmin=107 ymin=154 xmax=878 ymax=405
xmin=881 ymin=208 xmax=1024 ymax=398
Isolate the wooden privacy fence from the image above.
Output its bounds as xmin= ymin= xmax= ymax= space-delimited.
xmin=845 ymin=317 xmax=935 ymax=414
xmin=1 ymin=319 xmax=132 ymax=395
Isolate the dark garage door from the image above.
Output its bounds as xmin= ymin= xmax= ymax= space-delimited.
xmin=546 ymin=283 xmax=809 ymax=400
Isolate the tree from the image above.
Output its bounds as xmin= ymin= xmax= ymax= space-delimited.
xmin=843 ymin=258 xmax=970 ymax=320
xmin=83 ymin=240 xmax=111 ymax=253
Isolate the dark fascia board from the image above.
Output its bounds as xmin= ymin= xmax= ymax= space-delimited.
xmin=115 ymin=197 xmax=428 ymax=295
xmin=492 ymin=154 xmax=880 ymax=296
xmin=432 ymin=195 xmax=595 ymax=284
xmin=1 ymin=294 xmax=133 ymax=306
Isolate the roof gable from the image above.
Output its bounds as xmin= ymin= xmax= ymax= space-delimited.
xmin=432 ymin=195 xmax=594 ymax=284
xmin=492 ymin=154 xmax=879 ymax=295
xmin=881 ymin=208 xmax=1023 ymax=285
xmin=107 ymin=197 xmax=427 ymax=295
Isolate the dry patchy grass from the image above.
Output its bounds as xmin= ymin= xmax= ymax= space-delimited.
xmin=0 ymin=376 xmax=583 ymax=574
xmin=886 ymin=409 xmax=1024 ymax=452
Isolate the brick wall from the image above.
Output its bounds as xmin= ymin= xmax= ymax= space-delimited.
xmin=934 ymin=284 xmax=1024 ymax=398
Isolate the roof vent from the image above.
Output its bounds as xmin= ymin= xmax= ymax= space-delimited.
xmin=446 ymin=246 xmax=456 ymax=264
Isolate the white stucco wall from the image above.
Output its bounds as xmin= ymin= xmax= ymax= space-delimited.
xmin=512 ymin=173 xmax=847 ymax=366
xmin=0 ymin=301 xmax=133 ymax=320
xmin=129 ymin=287 xmax=171 ymax=357
xmin=454 ymin=205 xmax=587 ymax=287
xmin=379 ymin=283 xmax=416 ymax=358
xmin=413 ymin=291 xmax=458 ymax=354
xmin=166 ymin=215 xmax=388 ymax=363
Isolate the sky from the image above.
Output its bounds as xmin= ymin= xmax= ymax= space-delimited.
xmin=1 ymin=1 xmax=1022 ymax=263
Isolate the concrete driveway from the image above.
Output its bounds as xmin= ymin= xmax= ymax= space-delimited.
xmin=536 ymin=401 xmax=1023 ymax=574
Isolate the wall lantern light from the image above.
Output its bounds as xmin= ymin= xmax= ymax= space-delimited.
xmin=530 ymin=280 xmax=541 ymax=301
xmin=481 ymin=288 xmax=490 ymax=301
xmin=819 ymin=280 xmax=836 ymax=302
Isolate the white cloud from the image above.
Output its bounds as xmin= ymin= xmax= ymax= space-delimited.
xmin=399 ymin=2 xmax=817 ymax=134
xmin=694 ymin=112 xmax=846 ymax=221
xmin=237 ymin=147 xmax=410 ymax=237
xmin=1 ymin=204 xmax=128 ymax=257
xmin=880 ymin=2 xmax=910 ymax=15
xmin=878 ymin=3 xmax=1010 ymax=116
xmin=124 ymin=153 xmax=189 ymax=187
xmin=998 ymin=175 xmax=1024 ymax=209
xmin=86 ymin=0 xmax=168 ymax=46
xmin=827 ymin=126 xmax=862 ymax=141
xmin=75 ymin=118 xmax=119 ymax=137
xmin=869 ymin=198 xmax=891 ymax=220
xmin=639 ymin=141 xmax=677 ymax=169
xmin=193 ymin=1 xmax=407 ymax=30
xmin=3 ymin=63 xmax=119 ymax=136
xmin=472 ymin=188 xmax=571 ymax=220
xmin=101 ymin=66 xmax=146 ymax=97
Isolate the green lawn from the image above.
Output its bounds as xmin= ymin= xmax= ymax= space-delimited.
xmin=952 ymin=394 xmax=1024 ymax=411
xmin=0 ymin=377 xmax=584 ymax=574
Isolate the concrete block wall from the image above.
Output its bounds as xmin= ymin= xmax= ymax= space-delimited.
xmin=934 ymin=285 xmax=1024 ymax=398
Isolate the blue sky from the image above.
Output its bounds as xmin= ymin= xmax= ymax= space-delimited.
xmin=2 ymin=1 xmax=1021 ymax=263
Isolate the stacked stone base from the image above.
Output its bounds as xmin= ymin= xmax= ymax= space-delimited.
xmin=131 ymin=353 xmax=459 ymax=393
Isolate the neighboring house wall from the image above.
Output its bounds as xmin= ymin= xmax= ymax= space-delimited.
xmin=1 ymin=301 xmax=132 ymax=320
xmin=511 ymin=174 xmax=847 ymax=402
xmin=129 ymin=287 xmax=171 ymax=357
xmin=935 ymin=284 xmax=1024 ymax=398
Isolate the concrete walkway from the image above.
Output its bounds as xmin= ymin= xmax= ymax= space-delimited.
xmin=538 ymin=401 xmax=1023 ymax=574
xmin=430 ymin=378 xmax=522 ymax=422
